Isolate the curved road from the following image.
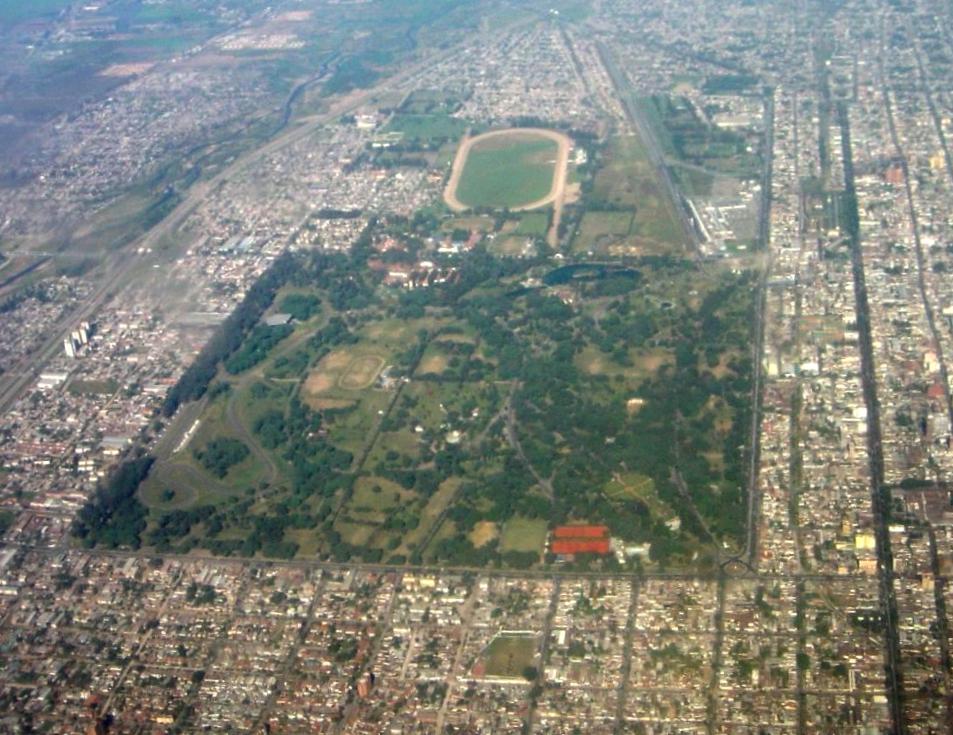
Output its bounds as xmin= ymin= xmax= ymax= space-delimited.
xmin=224 ymin=376 xmax=280 ymax=486
xmin=443 ymin=127 xmax=572 ymax=218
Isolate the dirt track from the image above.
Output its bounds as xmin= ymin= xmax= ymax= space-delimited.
xmin=443 ymin=128 xmax=572 ymax=242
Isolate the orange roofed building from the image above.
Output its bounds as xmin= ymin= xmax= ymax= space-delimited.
xmin=551 ymin=525 xmax=611 ymax=555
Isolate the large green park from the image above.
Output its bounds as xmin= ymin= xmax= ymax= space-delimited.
xmin=75 ymin=240 xmax=755 ymax=571
xmin=73 ymin=114 xmax=755 ymax=572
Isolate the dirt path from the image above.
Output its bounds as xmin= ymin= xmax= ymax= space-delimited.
xmin=224 ymin=375 xmax=280 ymax=485
xmin=501 ymin=385 xmax=555 ymax=502
xmin=443 ymin=128 xmax=572 ymax=242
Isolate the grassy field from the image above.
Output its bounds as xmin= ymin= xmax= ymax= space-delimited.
xmin=580 ymin=134 xmax=686 ymax=255
xmin=574 ymin=211 xmax=634 ymax=253
xmin=481 ymin=634 xmax=538 ymax=679
xmin=398 ymin=478 xmax=461 ymax=557
xmin=441 ymin=216 xmax=496 ymax=233
xmin=386 ymin=113 xmax=468 ymax=143
xmin=470 ymin=520 xmax=499 ymax=548
xmin=604 ymin=472 xmax=675 ymax=523
xmin=574 ymin=344 xmax=672 ymax=392
xmin=416 ymin=344 xmax=451 ymax=376
xmin=455 ymin=133 xmax=558 ymax=209
xmin=512 ymin=212 xmax=550 ymax=237
xmin=489 ymin=235 xmax=534 ymax=257
xmin=500 ymin=517 xmax=548 ymax=554
xmin=399 ymin=89 xmax=462 ymax=115
xmin=671 ymin=162 xmax=716 ymax=198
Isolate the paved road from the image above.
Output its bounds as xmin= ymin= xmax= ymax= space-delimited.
xmin=595 ymin=41 xmax=699 ymax=251
xmin=739 ymin=89 xmax=776 ymax=567
xmin=224 ymin=375 xmax=279 ymax=485
xmin=443 ymin=127 xmax=572 ymax=221
xmin=0 ymin=249 xmax=142 ymax=415
xmin=0 ymin=14 xmax=537 ymax=420
xmin=883 ymin=27 xmax=953 ymax=729
xmin=525 ymin=577 xmax=561 ymax=733
xmin=35 ymin=538 xmax=934 ymax=586
xmin=613 ymin=579 xmax=640 ymax=733
xmin=837 ymin=99 xmax=907 ymax=735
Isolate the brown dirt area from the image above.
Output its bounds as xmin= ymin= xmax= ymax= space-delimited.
xmin=470 ymin=521 xmax=499 ymax=548
xmin=339 ymin=355 xmax=385 ymax=389
xmin=323 ymin=350 xmax=352 ymax=371
xmin=100 ymin=63 xmax=155 ymax=77
xmin=303 ymin=372 xmax=335 ymax=396
xmin=418 ymin=354 xmax=449 ymax=375
xmin=308 ymin=398 xmax=356 ymax=410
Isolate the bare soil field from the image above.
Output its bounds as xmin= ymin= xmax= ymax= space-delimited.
xmin=339 ymin=355 xmax=385 ymax=389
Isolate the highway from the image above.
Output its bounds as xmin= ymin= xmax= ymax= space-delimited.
xmin=882 ymin=25 xmax=953 ymax=728
xmin=596 ymin=36 xmax=775 ymax=570
xmin=0 ymin=249 xmax=143 ymax=415
xmin=837 ymin=100 xmax=907 ymax=735
xmin=0 ymin=13 xmax=537 ymax=419
xmin=739 ymin=88 xmax=775 ymax=567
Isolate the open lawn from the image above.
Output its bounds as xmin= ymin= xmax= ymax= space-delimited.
xmin=303 ymin=347 xmax=385 ymax=405
xmin=325 ymin=390 xmax=392 ymax=458
xmin=671 ymin=162 xmax=716 ymax=198
xmin=386 ymin=113 xmax=468 ymax=143
xmin=345 ymin=476 xmax=412 ymax=527
xmin=417 ymin=350 xmax=450 ymax=376
xmin=574 ymin=345 xmax=671 ymax=391
xmin=490 ymin=235 xmax=534 ymax=257
xmin=416 ymin=334 xmax=480 ymax=377
xmin=352 ymin=476 xmax=407 ymax=511
xmin=139 ymin=474 xmax=199 ymax=511
xmin=604 ymin=472 xmax=674 ymax=521
xmin=339 ymin=354 xmax=385 ymax=389
xmin=512 ymin=212 xmax=550 ymax=237
xmin=442 ymin=216 xmax=496 ymax=233
xmin=422 ymin=517 xmax=459 ymax=562
xmin=480 ymin=634 xmax=538 ymax=679
xmin=500 ymin=517 xmax=548 ymax=554
xmin=454 ymin=132 xmax=558 ymax=209
xmin=575 ymin=345 xmax=630 ymax=378
xmin=335 ymin=518 xmax=376 ymax=547
xmin=581 ymin=134 xmax=686 ymax=255
xmin=395 ymin=478 xmax=461 ymax=557
xmin=575 ymin=211 xmax=634 ymax=253
xmin=399 ymin=89 xmax=462 ymax=115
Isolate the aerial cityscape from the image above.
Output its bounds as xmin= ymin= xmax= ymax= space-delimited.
xmin=0 ymin=0 xmax=952 ymax=732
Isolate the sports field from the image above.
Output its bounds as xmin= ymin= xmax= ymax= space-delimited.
xmin=480 ymin=634 xmax=538 ymax=679
xmin=445 ymin=128 xmax=570 ymax=211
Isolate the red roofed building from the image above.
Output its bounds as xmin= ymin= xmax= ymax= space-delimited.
xmin=551 ymin=538 xmax=611 ymax=555
xmin=553 ymin=525 xmax=609 ymax=539
xmin=551 ymin=525 xmax=611 ymax=556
